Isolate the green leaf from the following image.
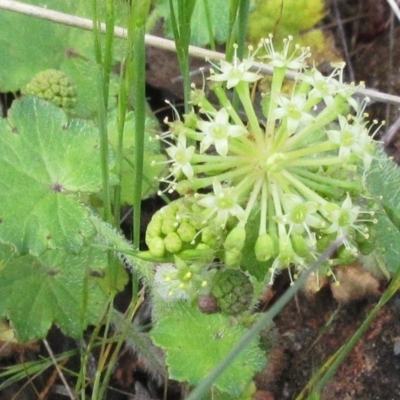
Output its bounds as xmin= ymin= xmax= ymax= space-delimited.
xmin=155 ymin=0 xmax=230 ymax=46
xmin=0 ymin=96 xmax=107 ymax=255
xmin=248 ymin=0 xmax=326 ymax=39
xmin=366 ymin=152 xmax=400 ymax=274
xmin=150 ymin=302 xmax=265 ymax=396
xmin=0 ymin=246 xmax=110 ymax=341
xmin=107 ymin=110 xmax=167 ymax=203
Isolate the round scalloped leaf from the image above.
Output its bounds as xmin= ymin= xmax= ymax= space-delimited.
xmin=0 ymin=96 xmax=105 ymax=255
xmin=150 ymin=302 xmax=265 ymax=396
xmin=0 ymin=247 xmax=110 ymax=342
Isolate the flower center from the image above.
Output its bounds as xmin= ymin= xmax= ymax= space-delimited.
xmin=210 ymin=124 xmax=228 ymax=140
xmin=216 ymin=194 xmax=235 ymax=210
xmin=287 ymin=104 xmax=302 ymax=120
xmin=228 ymin=68 xmax=242 ymax=80
xmin=341 ymin=130 xmax=355 ymax=147
xmin=290 ymin=204 xmax=308 ymax=224
xmin=175 ymin=148 xmax=191 ymax=164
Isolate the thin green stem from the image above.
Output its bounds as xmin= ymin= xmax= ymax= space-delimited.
xmin=271 ymin=182 xmax=285 ymax=236
xmin=281 ymin=169 xmax=327 ymax=205
xmin=188 ymin=164 xmax=255 ymax=190
xmin=236 ymin=81 xmax=264 ymax=145
xmin=193 ymin=159 xmax=246 ymax=174
xmin=212 ymin=84 xmax=246 ymax=127
xmin=282 ymin=156 xmax=345 ymax=168
xmin=102 ymin=0 xmax=115 ymax=107
xmin=259 ymin=180 xmax=268 ymax=235
xmin=265 ymin=67 xmax=286 ymax=139
xmin=130 ymin=0 xmax=151 ymax=250
xmin=169 ymin=0 xmax=196 ymax=113
xmin=291 ymin=167 xmax=361 ymax=192
xmin=283 ymin=141 xmax=338 ymax=159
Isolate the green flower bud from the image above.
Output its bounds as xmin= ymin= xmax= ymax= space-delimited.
xmin=164 ymin=232 xmax=183 ymax=254
xmin=337 ymin=245 xmax=358 ymax=264
xmin=255 ymin=233 xmax=278 ymax=262
xmin=224 ymin=248 xmax=243 ymax=268
xmin=291 ymin=234 xmax=309 ymax=258
xmin=202 ymin=226 xmax=222 ymax=247
xmin=161 ymin=217 xmax=178 ymax=235
xmin=355 ymin=225 xmax=376 ymax=256
xmin=146 ymin=212 xmax=162 ymax=238
xmin=177 ymin=221 xmax=197 ymax=243
xmin=223 ymin=226 xmax=246 ymax=251
xmin=278 ymin=234 xmax=295 ymax=265
xmin=147 ymin=236 xmax=165 ymax=258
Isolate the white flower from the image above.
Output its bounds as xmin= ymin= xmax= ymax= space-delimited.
xmin=208 ymin=44 xmax=261 ymax=89
xmin=262 ymin=35 xmax=310 ymax=70
xmin=197 ymin=179 xmax=246 ymax=227
xmin=273 ymin=93 xmax=314 ymax=133
xmin=276 ymin=193 xmax=325 ymax=235
xmin=165 ymin=134 xmax=195 ymax=179
xmin=300 ymin=65 xmax=344 ymax=106
xmin=197 ymin=108 xmax=247 ymax=156
xmin=324 ymin=194 xmax=360 ymax=236
xmin=327 ymin=116 xmax=372 ymax=168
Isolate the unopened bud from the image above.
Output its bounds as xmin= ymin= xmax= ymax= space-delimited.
xmin=255 ymin=233 xmax=277 ymax=262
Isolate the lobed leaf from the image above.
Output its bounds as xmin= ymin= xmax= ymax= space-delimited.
xmin=0 ymin=96 xmax=106 ymax=255
xmin=150 ymin=302 xmax=266 ymax=396
xmin=0 ymin=244 xmax=110 ymax=341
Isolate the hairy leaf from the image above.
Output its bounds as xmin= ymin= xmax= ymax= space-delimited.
xmin=150 ymin=302 xmax=266 ymax=396
xmin=0 ymin=245 xmax=110 ymax=341
xmin=366 ymin=152 xmax=400 ymax=274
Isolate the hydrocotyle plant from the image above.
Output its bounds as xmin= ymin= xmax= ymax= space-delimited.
xmin=146 ymin=36 xmax=381 ymax=293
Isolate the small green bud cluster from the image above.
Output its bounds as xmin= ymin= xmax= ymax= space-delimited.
xmin=211 ymin=269 xmax=253 ymax=315
xmin=150 ymin=35 xmax=381 ymax=287
xmin=145 ymin=197 xmax=225 ymax=259
xmin=25 ymin=69 xmax=77 ymax=109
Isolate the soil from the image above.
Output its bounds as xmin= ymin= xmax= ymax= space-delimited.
xmin=2 ymin=0 xmax=400 ymax=399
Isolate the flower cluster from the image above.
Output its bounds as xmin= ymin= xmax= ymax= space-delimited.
xmin=150 ymin=36 xmax=380 ymax=285
xmin=153 ymin=257 xmax=214 ymax=301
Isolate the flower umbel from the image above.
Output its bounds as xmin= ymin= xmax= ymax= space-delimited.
xmin=150 ymin=36 xmax=379 ymax=283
